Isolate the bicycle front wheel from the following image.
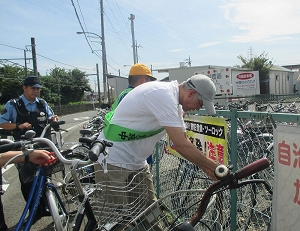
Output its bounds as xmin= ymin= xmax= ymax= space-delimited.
xmin=46 ymin=187 xmax=69 ymax=231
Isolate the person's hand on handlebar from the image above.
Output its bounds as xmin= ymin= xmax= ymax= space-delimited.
xmin=49 ymin=115 xmax=59 ymax=122
xmin=0 ymin=150 xmax=56 ymax=167
xmin=29 ymin=150 xmax=57 ymax=166
xmin=18 ymin=122 xmax=32 ymax=130
xmin=201 ymin=160 xmax=219 ymax=181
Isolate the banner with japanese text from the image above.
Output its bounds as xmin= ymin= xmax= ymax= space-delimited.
xmin=271 ymin=124 xmax=300 ymax=231
xmin=167 ymin=115 xmax=228 ymax=165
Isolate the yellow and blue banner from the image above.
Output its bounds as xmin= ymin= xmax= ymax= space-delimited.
xmin=167 ymin=115 xmax=228 ymax=165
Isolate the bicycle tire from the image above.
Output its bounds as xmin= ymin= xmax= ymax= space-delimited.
xmin=46 ymin=187 xmax=69 ymax=231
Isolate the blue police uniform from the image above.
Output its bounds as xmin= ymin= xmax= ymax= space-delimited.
xmin=0 ymin=94 xmax=53 ymax=125
xmin=0 ymin=76 xmax=55 ymax=226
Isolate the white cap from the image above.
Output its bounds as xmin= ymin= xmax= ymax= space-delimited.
xmin=187 ymin=74 xmax=216 ymax=115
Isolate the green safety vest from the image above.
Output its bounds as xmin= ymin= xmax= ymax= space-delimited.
xmin=111 ymin=88 xmax=133 ymax=110
xmin=104 ymin=88 xmax=164 ymax=141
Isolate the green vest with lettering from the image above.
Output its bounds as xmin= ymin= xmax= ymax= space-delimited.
xmin=104 ymin=88 xmax=164 ymax=141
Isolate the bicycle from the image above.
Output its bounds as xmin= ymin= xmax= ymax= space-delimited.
xmin=1 ymin=134 xmax=67 ymax=231
xmin=235 ymin=118 xmax=273 ymax=167
xmin=122 ymin=158 xmax=271 ymax=231
xmin=0 ymin=131 xmax=111 ymax=231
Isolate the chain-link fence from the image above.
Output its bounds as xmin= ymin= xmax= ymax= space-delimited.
xmin=150 ymin=108 xmax=300 ymax=230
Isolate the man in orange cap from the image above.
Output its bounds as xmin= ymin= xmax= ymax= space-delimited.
xmin=111 ymin=63 xmax=156 ymax=110
xmin=110 ymin=63 xmax=156 ymax=164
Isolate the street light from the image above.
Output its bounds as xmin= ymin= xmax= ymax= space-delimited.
xmin=77 ymin=31 xmax=100 ymax=38
xmin=77 ymin=31 xmax=109 ymax=104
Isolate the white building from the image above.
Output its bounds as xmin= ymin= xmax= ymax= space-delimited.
xmin=153 ymin=64 xmax=295 ymax=96
xmin=153 ymin=65 xmax=260 ymax=97
xmin=268 ymin=65 xmax=294 ymax=95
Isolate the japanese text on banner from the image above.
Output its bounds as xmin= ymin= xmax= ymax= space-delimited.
xmin=167 ymin=115 xmax=228 ymax=165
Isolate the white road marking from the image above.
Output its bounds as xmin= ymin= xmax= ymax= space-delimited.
xmin=73 ymin=117 xmax=90 ymax=121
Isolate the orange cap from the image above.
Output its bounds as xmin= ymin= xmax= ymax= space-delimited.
xmin=129 ymin=63 xmax=156 ymax=80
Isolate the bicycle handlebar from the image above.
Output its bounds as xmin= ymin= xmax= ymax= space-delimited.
xmin=1 ymin=136 xmax=111 ymax=167
xmin=0 ymin=141 xmax=22 ymax=153
xmin=234 ymin=158 xmax=270 ymax=179
xmin=175 ymin=158 xmax=270 ymax=230
xmin=215 ymin=158 xmax=270 ymax=180
xmin=34 ymin=137 xmax=108 ymax=166
xmin=40 ymin=120 xmax=66 ymax=137
xmin=88 ymin=140 xmax=112 ymax=161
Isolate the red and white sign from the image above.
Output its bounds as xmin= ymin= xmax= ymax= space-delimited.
xmin=194 ymin=67 xmax=231 ymax=94
xmin=235 ymin=72 xmax=256 ymax=89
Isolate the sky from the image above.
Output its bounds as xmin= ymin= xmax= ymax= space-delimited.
xmin=1 ymin=0 xmax=300 ymax=91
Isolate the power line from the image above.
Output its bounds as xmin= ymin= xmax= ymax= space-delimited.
xmin=36 ymin=53 xmax=94 ymax=71
xmin=70 ymin=0 xmax=94 ymax=53
xmin=0 ymin=43 xmax=95 ymax=73
xmin=0 ymin=43 xmax=25 ymax=51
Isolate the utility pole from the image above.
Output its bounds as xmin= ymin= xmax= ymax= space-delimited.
xmin=31 ymin=37 xmax=38 ymax=76
xmin=24 ymin=49 xmax=28 ymax=76
xmin=100 ymin=0 xmax=110 ymax=104
xmin=55 ymin=68 xmax=61 ymax=109
xmin=96 ymin=63 xmax=101 ymax=104
xmin=135 ymin=40 xmax=143 ymax=63
xmin=248 ymin=46 xmax=254 ymax=59
xmin=185 ymin=55 xmax=192 ymax=67
xmin=129 ymin=14 xmax=137 ymax=64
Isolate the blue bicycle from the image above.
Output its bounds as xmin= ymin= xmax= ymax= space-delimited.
xmin=1 ymin=131 xmax=110 ymax=231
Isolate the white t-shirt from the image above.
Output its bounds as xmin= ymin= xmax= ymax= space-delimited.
xmin=98 ymin=80 xmax=185 ymax=169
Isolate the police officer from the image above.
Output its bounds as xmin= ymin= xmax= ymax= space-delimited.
xmin=0 ymin=76 xmax=59 ymax=226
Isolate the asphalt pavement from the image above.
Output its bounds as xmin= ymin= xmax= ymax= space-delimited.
xmin=2 ymin=110 xmax=99 ymax=231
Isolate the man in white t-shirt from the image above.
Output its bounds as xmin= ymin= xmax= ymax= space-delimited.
xmin=95 ymin=74 xmax=218 ymax=230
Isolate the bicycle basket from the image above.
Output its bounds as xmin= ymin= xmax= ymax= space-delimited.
xmin=124 ymin=189 xmax=219 ymax=231
xmin=64 ymin=163 xmax=151 ymax=229
xmin=15 ymin=159 xmax=64 ymax=183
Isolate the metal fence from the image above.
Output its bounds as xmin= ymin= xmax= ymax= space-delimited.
xmin=150 ymin=106 xmax=300 ymax=231
xmin=214 ymin=93 xmax=300 ymax=113
xmin=52 ymin=103 xmax=100 ymax=116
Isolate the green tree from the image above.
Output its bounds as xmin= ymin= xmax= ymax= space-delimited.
xmin=47 ymin=67 xmax=92 ymax=105
xmin=0 ymin=64 xmax=92 ymax=105
xmin=236 ymin=51 xmax=273 ymax=82
xmin=0 ymin=64 xmax=34 ymax=103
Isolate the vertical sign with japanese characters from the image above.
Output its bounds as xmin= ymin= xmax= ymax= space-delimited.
xmin=167 ymin=115 xmax=228 ymax=165
xmin=271 ymin=124 xmax=300 ymax=231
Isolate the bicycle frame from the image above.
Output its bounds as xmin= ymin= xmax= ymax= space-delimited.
xmin=69 ymin=150 xmax=109 ymax=231
xmin=15 ymin=166 xmax=68 ymax=231
xmin=1 ymin=134 xmax=111 ymax=231
xmin=71 ymin=165 xmax=98 ymax=231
